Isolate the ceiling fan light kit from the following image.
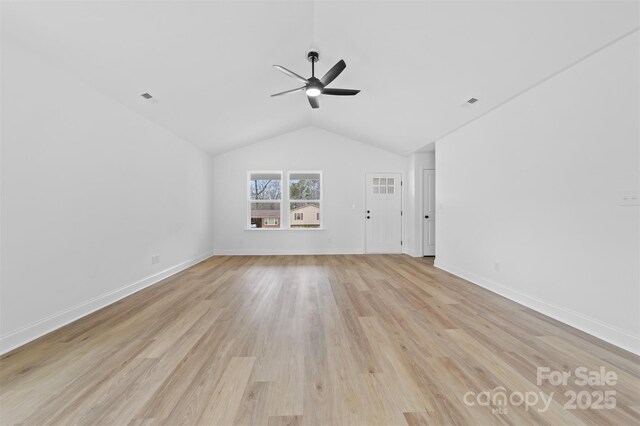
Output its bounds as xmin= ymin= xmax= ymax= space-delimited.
xmin=271 ymin=50 xmax=360 ymax=109
xmin=306 ymin=85 xmax=321 ymax=97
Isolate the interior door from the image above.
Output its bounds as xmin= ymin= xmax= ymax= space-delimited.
xmin=365 ymin=173 xmax=402 ymax=253
xmin=423 ymin=169 xmax=436 ymax=256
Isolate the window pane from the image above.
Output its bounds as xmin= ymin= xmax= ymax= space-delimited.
xmin=373 ymin=186 xmax=379 ymax=194
xmin=388 ymin=185 xmax=394 ymax=194
xmin=373 ymin=178 xmax=379 ymax=185
xmin=380 ymin=178 xmax=387 ymax=186
xmin=387 ymin=178 xmax=394 ymax=186
xmin=249 ymin=173 xmax=281 ymax=200
xmin=289 ymin=173 xmax=321 ymax=200
xmin=380 ymin=186 xmax=387 ymax=194
xmin=290 ymin=202 xmax=320 ymax=228
xmin=250 ymin=202 xmax=280 ymax=228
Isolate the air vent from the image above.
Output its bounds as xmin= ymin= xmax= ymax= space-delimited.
xmin=141 ymin=93 xmax=153 ymax=99
xmin=467 ymin=97 xmax=478 ymax=104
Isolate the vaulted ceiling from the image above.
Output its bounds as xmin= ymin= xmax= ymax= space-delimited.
xmin=2 ymin=1 xmax=638 ymax=155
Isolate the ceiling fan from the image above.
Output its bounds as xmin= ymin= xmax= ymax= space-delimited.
xmin=271 ymin=50 xmax=360 ymax=109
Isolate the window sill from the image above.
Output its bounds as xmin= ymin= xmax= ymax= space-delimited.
xmin=245 ymin=228 xmax=325 ymax=231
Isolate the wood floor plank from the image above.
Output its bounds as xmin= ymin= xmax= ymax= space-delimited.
xmin=1 ymin=254 xmax=638 ymax=425
xmin=197 ymin=356 xmax=256 ymax=425
xmin=359 ymin=316 xmax=434 ymax=413
xmin=233 ymin=380 xmax=272 ymax=426
xmin=266 ymin=414 xmax=304 ymax=426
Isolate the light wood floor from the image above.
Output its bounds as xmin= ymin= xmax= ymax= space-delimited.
xmin=1 ymin=255 xmax=638 ymax=425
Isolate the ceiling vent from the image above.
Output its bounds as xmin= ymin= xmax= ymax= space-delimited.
xmin=141 ymin=93 xmax=153 ymax=99
xmin=467 ymin=97 xmax=478 ymax=104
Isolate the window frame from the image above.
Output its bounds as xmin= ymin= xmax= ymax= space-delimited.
xmin=247 ymin=170 xmax=283 ymax=230
xmin=288 ymin=170 xmax=323 ymax=230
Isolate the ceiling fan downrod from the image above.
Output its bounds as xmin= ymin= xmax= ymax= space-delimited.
xmin=307 ymin=50 xmax=319 ymax=77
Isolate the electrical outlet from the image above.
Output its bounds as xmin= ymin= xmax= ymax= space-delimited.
xmin=494 ymin=262 xmax=501 ymax=272
xmin=619 ymin=189 xmax=640 ymax=206
xmin=151 ymin=255 xmax=160 ymax=265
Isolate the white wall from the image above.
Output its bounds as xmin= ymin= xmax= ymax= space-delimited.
xmin=435 ymin=32 xmax=639 ymax=353
xmin=0 ymin=39 xmax=215 ymax=353
xmin=406 ymin=152 xmax=436 ymax=257
xmin=212 ymin=127 xmax=407 ymax=254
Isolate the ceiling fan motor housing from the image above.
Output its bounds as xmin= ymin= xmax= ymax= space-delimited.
xmin=307 ymin=50 xmax=319 ymax=63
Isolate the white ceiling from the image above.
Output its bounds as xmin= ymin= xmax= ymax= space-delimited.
xmin=2 ymin=1 xmax=638 ymax=155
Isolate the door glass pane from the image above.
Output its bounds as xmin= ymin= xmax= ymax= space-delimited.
xmin=380 ymin=186 xmax=387 ymax=194
xmin=373 ymin=186 xmax=379 ymax=194
xmin=380 ymin=178 xmax=387 ymax=186
xmin=388 ymin=185 xmax=394 ymax=194
xmin=373 ymin=178 xmax=379 ymax=185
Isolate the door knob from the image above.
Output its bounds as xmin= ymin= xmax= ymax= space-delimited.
xmin=425 ymin=215 xmax=429 ymax=219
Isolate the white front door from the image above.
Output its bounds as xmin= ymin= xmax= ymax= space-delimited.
xmin=365 ymin=173 xmax=402 ymax=253
xmin=423 ymin=169 xmax=436 ymax=256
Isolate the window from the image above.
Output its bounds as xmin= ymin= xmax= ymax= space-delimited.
xmin=289 ymin=172 xmax=322 ymax=228
xmin=247 ymin=171 xmax=322 ymax=229
xmin=265 ymin=218 xmax=279 ymax=226
xmin=248 ymin=172 xmax=282 ymax=228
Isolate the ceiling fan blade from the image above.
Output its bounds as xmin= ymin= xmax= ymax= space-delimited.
xmin=322 ymin=88 xmax=360 ymax=96
xmin=320 ymin=59 xmax=346 ymax=86
xmin=273 ymin=65 xmax=308 ymax=84
xmin=308 ymin=96 xmax=319 ymax=109
xmin=271 ymin=86 xmax=306 ymax=97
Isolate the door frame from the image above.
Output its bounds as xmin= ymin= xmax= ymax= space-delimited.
xmin=364 ymin=171 xmax=403 ymax=254
xmin=422 ymin=168 xmax=435 ymax=256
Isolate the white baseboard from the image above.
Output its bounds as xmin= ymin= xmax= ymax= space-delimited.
xmin=434 ymin=260 xmax=640 ymax=356
xmin=213 ymin=248 xmax=364 ymax=256
xmin=0 ymin=250 xmax=214 ymax=355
